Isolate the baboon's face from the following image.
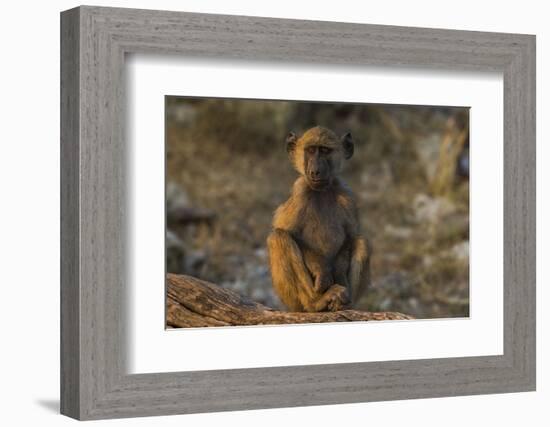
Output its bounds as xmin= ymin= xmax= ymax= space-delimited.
xmin=286 ymin=126 xmax=354 ymax=191
xmin=303 ymin=144 xmax=334 ymax=190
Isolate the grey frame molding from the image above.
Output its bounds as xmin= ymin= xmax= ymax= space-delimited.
xmin=60 ymin=5 xmax=536 ymax=420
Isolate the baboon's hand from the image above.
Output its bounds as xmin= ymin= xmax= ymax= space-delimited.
xmin=326 ymin=285 xmax=350 ymax=312
xmin=313 ymin=271 xmax=333 ymax=294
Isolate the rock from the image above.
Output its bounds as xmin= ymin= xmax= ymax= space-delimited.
xmin=166 ymin=181 xmax=190 ymax=215
xmin=408 ymin=297 xmax=419 ymax=311
xmin=375 ymin=271 xmax=414 ymax=295
xmin=379 ymin=297 xmax=392 ymax=311
xmin=358 ymin=162 xmax=394 ymax=202
xmin=221 ymin=279 xmax=244 ymax=295
xmin=458 ymin=146 xmax=469 ymax=177
xmin=422 ymin=255 xmax=435 ymax=268
xmin=414 ymin=133 xmax=442 ymax=182
xmin=381 ymin=253 xmax=401 ymax=264
xmin=384 ymin=224 xmax=413 ymax=239
xmin=446 ymin=240 xmax=469 ymax=262
xmin=166 ymin=229 xmax=186 ymax=273
xmin=250 ymin=287 xmax=268 ymax=303
xmin=413 ymin=193 xmax=455 ymax=223
xmin=184 ymin=250 xmax=207 ymax=273
xmin=166 ymin=103 xmax=197 ymax=126
xmin=254 ymin=247 xmax=268 ymax=261
xmin=166 ymin=181 xmax=216 ymax=225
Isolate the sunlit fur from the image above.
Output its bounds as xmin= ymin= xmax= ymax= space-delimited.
xmin=290 ymin=126 xmax=344 ymax=176
xmin=267 ymin=126 xmax=371 ymax=312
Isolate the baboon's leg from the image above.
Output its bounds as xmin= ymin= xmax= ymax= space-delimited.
xmin=333 ymin=243 xmax=352 ymax=291
xmin=348 ymin=236 xmax=371 ymax=304
xmin=327 ymin=245 xmax=352 ymax=312
xmin=315 ymin=285 xmax=349 ymax=312
xmin=268 ymin=229 xmax=347 ymax=312
xmin=303 ymin=250 xmax=334 ymax=294
xmin=267 ymin=229 xmax=316 ymax=311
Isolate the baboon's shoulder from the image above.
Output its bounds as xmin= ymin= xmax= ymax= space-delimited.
xmin=335 ymin=180 xmax=360 ymax=227
xmin=272 ymin=178 xmax=307 ymax=230
xmin=335 ymin=179 xmax=357 ymax=207
xmin=272 ymin=198 xmax=300 ymax=230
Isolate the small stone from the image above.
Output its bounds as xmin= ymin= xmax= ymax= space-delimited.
xmin=254 ymin=247 xmax=268 ymax=260
xmin=447 ymin=241 xmax=469 ymax=262
xmin=413 ymin=193 xmax=455 ymax=223
xmin=384 ymin=224 xmax=413 ymax=239
xmin=379 ymin=298 xmax=392 ymax=311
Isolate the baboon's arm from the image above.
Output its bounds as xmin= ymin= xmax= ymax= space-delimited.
xmin=268 ymin=229 xmax=316 ymax=300
xmin=348 ymin=236 xmax=371 ymax=304
xmin=341 ymin=194 xmax=370 ymax=304
xmin=272 ymin=178 xmax=310 ymax=233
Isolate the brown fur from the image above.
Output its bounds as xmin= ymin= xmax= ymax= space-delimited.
xmin=267 ymin=126 xmax=371 ymax=312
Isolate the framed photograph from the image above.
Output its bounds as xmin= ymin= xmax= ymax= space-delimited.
xmin=61 ymin=5 xmax=535 ymax=420
xmin=164 ymin=97 xmax=468 ymax=328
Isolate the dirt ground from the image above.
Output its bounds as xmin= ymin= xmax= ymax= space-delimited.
xmin=166 ymin=98 xmax=469 ymax=319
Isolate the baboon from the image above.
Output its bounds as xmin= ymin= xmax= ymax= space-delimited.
xmin=267 ymin=126 xmax=371 ymax=312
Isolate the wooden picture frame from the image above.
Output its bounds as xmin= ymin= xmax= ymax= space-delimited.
xmin=60 ymin=5 xmax=536 ymax=420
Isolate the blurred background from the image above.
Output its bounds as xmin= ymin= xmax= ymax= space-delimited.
xmin=166 ymin=97 xmax=469 ymax=319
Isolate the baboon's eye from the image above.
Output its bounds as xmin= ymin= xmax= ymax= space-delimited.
xmin=319 ymin=146 xmax=332 ymax=155
xmin=306 ymin=146 xmax=317 ymax=154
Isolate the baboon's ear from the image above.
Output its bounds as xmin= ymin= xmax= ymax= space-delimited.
xmin=342 ymin=132 xmax=354 ymax=159
xmin=286 ymin=132 xmax=297 ymax=154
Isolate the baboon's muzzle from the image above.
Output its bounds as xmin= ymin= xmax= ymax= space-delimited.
xmin=306 ymin=161 xmax=330 ymax=190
